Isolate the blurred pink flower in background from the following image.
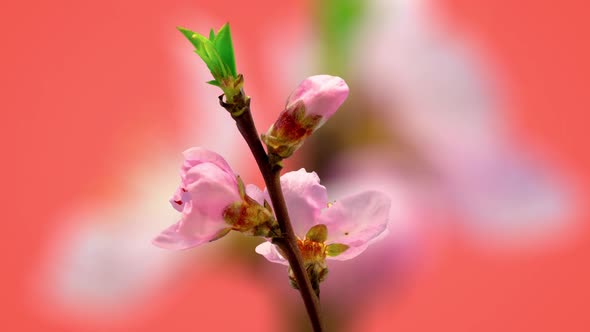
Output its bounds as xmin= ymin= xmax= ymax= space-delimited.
xmin=351 ymin=0 xmax=572 ymax=245
xmin=30 ymin=14 xmax=253 ymax=324
xmin=34 ymin=161 xmax=197 ymax=320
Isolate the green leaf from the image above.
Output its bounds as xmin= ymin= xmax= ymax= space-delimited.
xmin=196 ymin=42 xmax=228 ymax=80
xmin=306 ymin=224 xmax=328 ymax=243
xmin=213 ymin=23 xmax=237 ymax=77
xmin=177 ymin=26 xmax=202 ymax=50
xmin=325 ymin=243 xmax=349 ymax=257
xmin=177 ymin=24 xmax=238 ymax=93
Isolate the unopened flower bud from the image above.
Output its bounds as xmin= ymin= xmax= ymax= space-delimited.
xmin=262 ymin=75 xmax=349 ymax=161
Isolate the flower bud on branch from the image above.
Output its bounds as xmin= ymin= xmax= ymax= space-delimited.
xmin=262 ymin=75 xmax=349 ymax=161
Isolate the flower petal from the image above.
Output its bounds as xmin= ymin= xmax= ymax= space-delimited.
xmin=169 ymin=187 xmax=190 ymax=212
xmin=254 ymin=241 xmax=288 ymax=265
xmin=319 ymin=190 xmax=390 ymax=260
xmin=152 ymin=212 xmax=230 ymax=250
xmin=184 ymin=162 xmax=241 ymax=218
xmin=181 ymin=147 xmax=235 ymax=179
xmin=275 ymin=169 xmax=328 ymax=236
xmin=287 ymin=75 xmax=349 ymax=119
xmin=446 ymin=150 xmax=570 ymax=241
xmin=246 ymin=184 xmax=266 ymax=205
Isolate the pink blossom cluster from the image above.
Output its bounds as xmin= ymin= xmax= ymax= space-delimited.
xmin=154 ymin=75 xmax=391 ymax=267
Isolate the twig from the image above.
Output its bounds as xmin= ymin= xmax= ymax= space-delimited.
xmin=222 ymin=93 xmax=325 ymax=332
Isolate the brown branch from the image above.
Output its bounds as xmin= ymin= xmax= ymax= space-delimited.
xmin=222 ymin=93 xmax=324 ymax=332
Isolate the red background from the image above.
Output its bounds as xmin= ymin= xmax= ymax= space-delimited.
xmin=1 ymin=0 xmax=589 ymax=330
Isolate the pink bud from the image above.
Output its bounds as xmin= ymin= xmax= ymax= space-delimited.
xmin=263 ymin=75 xmax=349 ymax=159
xmin=287 ymin=75 xmax=349 ymax=120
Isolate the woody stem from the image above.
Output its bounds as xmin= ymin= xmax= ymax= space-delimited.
xmin=224 ymin=92 xmax=324 ymax=332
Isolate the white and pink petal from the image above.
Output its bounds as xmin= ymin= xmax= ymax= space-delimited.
xmin=246 ymin=184 xmax=267 ymax=205
xmin=286 ymin=75 xmax=350 ymax=119
xmin=255 ymin=242 xmax=288 ymax=265
xmin=319 ymin=190 xmax=390 ymax=260
xmin=152 ymin=212 xmax=230 ymax=250
xmin=169 ymin=187 xmax=191 ymax=212
xmin=181 ymin=147 xmax=235 ymax=179
xmin=184 ymin=162 xmax=241 ymax=218
xmin=277 ymin=169 xmax=328 ymax=236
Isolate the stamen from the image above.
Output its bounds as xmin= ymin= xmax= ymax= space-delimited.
xmin=297 ymin=238 xmax=327 ymax=261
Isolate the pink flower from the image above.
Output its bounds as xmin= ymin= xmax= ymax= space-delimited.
xmin=251 ymin=169 xmax=390 ymax=266
xmin=153 ymin=147 xmax=242 ymax=250
xmin=263 ymin=75 xmax=349 ymax=159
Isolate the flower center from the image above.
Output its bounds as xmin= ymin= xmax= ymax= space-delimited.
xmin=296 ymin=238 xmax=326 ymax=261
